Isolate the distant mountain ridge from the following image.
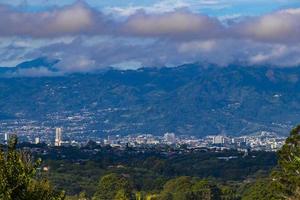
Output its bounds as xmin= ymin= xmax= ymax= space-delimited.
xmin=15 ymin=57 xmax=60 ymax=69
xmin=0 ymin=57 xmax=60 ymax=76
xmin=0 ymin=63 xmax=300 ymax=136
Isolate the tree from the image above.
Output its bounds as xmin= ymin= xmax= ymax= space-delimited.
xmin=0 ymin=135 xmax=65 ymax=200
xmin=242 ymin=179 xmax=278 ymax=200
xmin=220 ymin=186 xmax=239 ymax=200
xmin=160 ymin=176 xmax=194 ymax=200
xmin=191 ymin=180 xmax=221 ymax=200
xmin=242 ymin=125 xmax=300 ymax=200
xmin=271 ymin=125 xmax=300 ymax=199
xmin=78 ymin=192 xmax=89 ymax=200
xmin=66 ymin=192 xmax=90 ymax=200
xmin=114 ymin=189 xmax=131 ymax=200
xmin=92 ymin=173 xmax=134 ymax=200
xmin=160 ymin=177 xmax=222 ymax=200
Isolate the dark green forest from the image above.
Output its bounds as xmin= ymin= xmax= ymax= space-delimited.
xmin=43 ymin=148 xmax=276 ymax=199
xmin=2 ymin=126 xmax=300 ymax=199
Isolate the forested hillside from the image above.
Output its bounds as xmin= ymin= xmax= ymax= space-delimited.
xmin=1 ymin=64 xmax=300 ymax=136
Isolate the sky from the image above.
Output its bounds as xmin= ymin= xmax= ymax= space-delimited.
xmin=1 ymin=0 xmax=300 ymax=74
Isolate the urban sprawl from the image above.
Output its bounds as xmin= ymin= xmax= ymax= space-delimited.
xmin=0 ymin=126 xmax=286 ymax=152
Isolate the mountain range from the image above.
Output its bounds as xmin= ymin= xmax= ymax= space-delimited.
xmin=1 ymin=59 xmax=300 ymax=136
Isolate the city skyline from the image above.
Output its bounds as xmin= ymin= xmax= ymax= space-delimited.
xmin=0 ymin=126 xmax=286 ymax=152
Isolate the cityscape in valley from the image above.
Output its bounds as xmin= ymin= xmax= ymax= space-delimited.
xmin=2 ymin=0 xmax=300 ymax=199
xmin=0 ymin=127 xmax=286 ymax=152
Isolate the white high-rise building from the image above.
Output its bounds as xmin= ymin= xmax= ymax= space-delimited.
xmin=164 ymin=132 xmax=176 ymax=144
xmin=4 ymin=133 xmax=9 ymax=142
xmin=35 ymin=137 xmax=40 ymax=144
xmin=213 ymin=135 xmax=225 ymax=144
xmin=55 ymin=128 xmax=62 ymax=146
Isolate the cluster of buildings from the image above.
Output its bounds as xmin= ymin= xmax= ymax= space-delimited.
xmin=2 ymin=127 xmax=63 ymax=147
xmin=0 ymin=126 xmax=286 ymax=152
xmin=0 ymin=107 xmax=289 ymax=152
xmin=104 ymin=132 xmax=176 ymax=147
xmin=103 ymin=131 xmax=286 ymax=152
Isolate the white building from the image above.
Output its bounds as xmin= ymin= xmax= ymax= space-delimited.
xmin=4 ymin=133 xmax=9 ymax=142
xmin=35 ymin=137 xmax=40 ymax=144
xmin=164 ymin=132 xmax=176 ymax=144
xmin=213 ymin=135 xmax=225 ymax=144
xmin=55 ymin=128 xmax=62 ymax=146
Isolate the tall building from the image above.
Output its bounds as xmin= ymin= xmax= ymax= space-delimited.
xmin=213 ymin=135 xmax=225 ymax=144
xmin=4 ymin=133 xmax=9 ymax=142
xmin=35 ymin=137 xmax=40 ymax=144
xmin=55 ymin=128 xmax=62 ymax=146
xmin=164 ymin=132 xmax=176 ymax=144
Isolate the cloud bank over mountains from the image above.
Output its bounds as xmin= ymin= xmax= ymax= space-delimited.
xmin=1 ymin=1 xmax=300 ymax=74
xmin=2 ymin=1 xmax=300 ymax=43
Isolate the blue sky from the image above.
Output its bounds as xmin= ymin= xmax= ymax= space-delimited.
xmin=2 ymin=0 xmax=300 ymax=17
xmin=1 ymin=0 xmax=300 ymax=74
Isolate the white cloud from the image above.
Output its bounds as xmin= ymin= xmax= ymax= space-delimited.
xmin=1 ymin=1 xmax=300 ymax=44
xmin=250 ymin=45 xmax=288 ymax=64
xmin=122 ymin=11 xmax=223 ymax=39
xmin=235 ymin=8 xmax=300 ymax=43
xmin=1 ymin=2 xmax=300 ymax=72
xmin=0 ymin=2 xmax=107 ymax=37
xmin=178 ymin=40 xmax=217 ymax=53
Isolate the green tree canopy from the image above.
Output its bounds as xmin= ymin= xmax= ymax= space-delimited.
xmin=242 ymin=125 xmax=300 ymax=200
xmin=0 ymin=135 xmax=65 ymax=200
xmin=191 ymin=180 xmax=221 ymax=200
xmin=92 ymin=173 xmax=134 ymax=200
xmin=272 ymin=125 xmax=300 ymax=199
xmin=242 ymin=179 xmax=278 ymax=200
xmin=160 ymin=177 xmax=221 ymax=200
xmin=160 ymin=176 xmax=193 ymax=200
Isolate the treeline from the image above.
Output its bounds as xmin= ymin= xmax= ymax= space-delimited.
xmin=44 ymin=146 xmax=276 ymax=197
xmin=82 ymin=173 xmax=239 ymax=200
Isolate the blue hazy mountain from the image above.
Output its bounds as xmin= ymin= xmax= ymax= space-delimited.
xmin=0 ymin=63 xmax=299 ymax=136
xmin=0 ymin=57 xmax=59 ymax=75
xmin=15 ymin=57 xmax=59 ymax=69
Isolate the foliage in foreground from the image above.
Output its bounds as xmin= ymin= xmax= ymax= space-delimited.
xmin=242 ymin=125 xmax=300 ymax=200
xmin=92 ymin=173 xmax=134 ymax=200
xmin=272 ymin=125 xmax=300 ymax=199
xmin=4 ymin=125 xmax=300 ymax=200
xmin=0 ymin=135 xmax=65 ymax=200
